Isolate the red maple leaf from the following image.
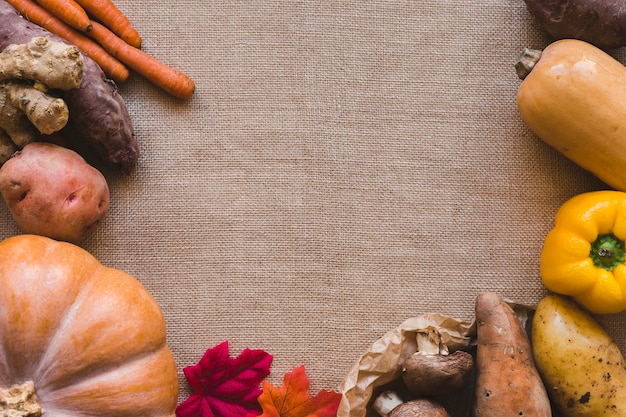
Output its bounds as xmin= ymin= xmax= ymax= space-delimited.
xmin=252 ymin=365 xmax=342 ymax=417
xmin=176 ymin=341 xmax=273 ymax=417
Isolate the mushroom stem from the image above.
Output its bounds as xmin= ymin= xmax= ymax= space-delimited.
xmin=416 ymin=328 xmax=448 ymax=355
xmin=372 ymin=390 xmax=404 ymax=417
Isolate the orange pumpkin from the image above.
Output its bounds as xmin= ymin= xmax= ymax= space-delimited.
xmin=0 ymin=234 xmax=178 ymax=417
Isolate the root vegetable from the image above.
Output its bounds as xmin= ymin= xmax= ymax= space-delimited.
xmin=87 ymin=20 xmax=195 ymax=100
xmin=523 ymin=0 xmax=626 ymax=50
xmin=0 ymin=142 xmax=110 ymax=244
xmin=0 ymin=0 xmax=138 ymax=173
xmin=75 ymin=0 xmax=141 ymax=48
xmin=0 ymin=130 xmax=17 ymax=163
xmin=0 ymin=36 xmax=83 ymax=89
xmin=532 ymin=295 xmax=626 ymax=416
xmin=1 ymin=81 xmax=69 ymax=139
xmin=0 ymin=37 xmax=82 ymax=148
xmin=6 ymin=82 xmax=67 ymax=134
xmin=473 ymin=292 xmax=551 ymax=417
xmin=0 ymin=85 xmax=39 ymax=148
xmin=4 ymin=0 xmax=129 ymax=83
xmin=34 ymin=0 xmax=92 ymax=32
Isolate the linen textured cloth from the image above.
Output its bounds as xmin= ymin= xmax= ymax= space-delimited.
xmin=1 ymin=0 xmax=622 ymax=403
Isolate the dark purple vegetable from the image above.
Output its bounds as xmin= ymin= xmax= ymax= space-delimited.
xmin=0 ymin=0 xmax=138 ymax=173
xmin=524 ymin=0 xmax=626 ymax=50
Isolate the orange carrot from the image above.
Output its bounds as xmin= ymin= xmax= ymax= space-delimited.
xmin=74 ymin=0 xmax=141 ymax=48
xmin=5 ymin=0 xmax=129 ymax=83
xmin=88 ymin=21 xmax=195 ymax=99
xmin=34 ymin=0 xmax=92 ymax=32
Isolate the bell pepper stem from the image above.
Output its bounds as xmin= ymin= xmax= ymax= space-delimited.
xmin=590 ymin=233 xmax=625 ymax=271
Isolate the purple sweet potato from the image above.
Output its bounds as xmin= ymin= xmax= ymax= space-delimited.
xmin=524 ymin=0 xmax=626 ymax=50
xmin=0 ymin=0 xmax=138 ymax=173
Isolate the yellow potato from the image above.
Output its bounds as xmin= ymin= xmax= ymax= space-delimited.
xmin=532 ymin=295 xmax=626 ymax=416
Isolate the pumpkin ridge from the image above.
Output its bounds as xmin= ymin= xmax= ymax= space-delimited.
xmin=32 ymin=268 xmax=102 ymax=391
xmin=31 ymin=264 xmax=171 ymax=400
xmin=0 ymin=236 xmax=96 ymax=385
xmin=39 ymin=346 xmax=178 ymax=417
xmin=37 ymin=338 xmax=170 ymax=396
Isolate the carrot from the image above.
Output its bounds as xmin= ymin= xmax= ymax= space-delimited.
xmin=74 ymin=0 xmax=141 ymax=48
xmin=5 ymin=0 xmax=129 ymax=83
xmin=473 ymin=292 xmax=551 ymax=417
xmin=34 ymin=0 xmax=91 ymax=32
xmin=88 ymin=21 xmax=195 ymax=99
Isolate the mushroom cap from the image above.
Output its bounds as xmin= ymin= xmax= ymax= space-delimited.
xmin=388 ymin=398 xmax=450 ymax=417
xmin=401 ymin=349 xmax=474 ymax=396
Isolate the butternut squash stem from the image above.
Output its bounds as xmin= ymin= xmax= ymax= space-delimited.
xmin=515 ymin=48 xmax=542 ymax=80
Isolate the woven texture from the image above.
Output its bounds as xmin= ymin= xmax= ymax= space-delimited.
xmin=2 ymin=0 xmax=623 ymax=401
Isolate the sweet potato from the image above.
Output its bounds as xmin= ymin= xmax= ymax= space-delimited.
xmin=0 ymin=0 xmax=138 ymax=173
xmin=473 ymin=292 xmax=551 ymax=417
xmin=523 ymin=0 xmax=626 ymax=50
xmin=0 ymin=142 xmax=110 ymax=244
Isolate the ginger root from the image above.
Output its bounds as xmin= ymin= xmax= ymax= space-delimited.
xmin=0 ymin=81 xmax=69 ymax=148
xmin=0 ymin=37 xmax=84 ymax=162
xmin=0 ymin=130 xmax=18 ymax=162
xmin=0 ymin=36 xmax=83 ymax=90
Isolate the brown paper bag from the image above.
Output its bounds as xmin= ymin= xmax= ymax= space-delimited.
xmin=338 ymin=313 xmax=476 ymax=417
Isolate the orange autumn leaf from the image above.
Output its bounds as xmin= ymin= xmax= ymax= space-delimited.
xmin=254 ymin=365 xmax=342 ymax=417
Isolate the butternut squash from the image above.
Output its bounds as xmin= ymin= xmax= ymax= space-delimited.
xmin=516 ymin=39 xmax=626 ymax=191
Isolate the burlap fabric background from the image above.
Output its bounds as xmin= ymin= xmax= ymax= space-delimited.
xmin=4 ymin=0 xmax=625 ymax=403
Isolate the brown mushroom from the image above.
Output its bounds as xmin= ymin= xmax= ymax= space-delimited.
xmin=401 ymin=329 xmax=474 ymax=396
xmin=388 ymin=399 xmax=451 ymax=417
xmin=402 ymin=349 xmax=473 ymax=396
xmin=372 ymin=392 xmax=450 ymax=417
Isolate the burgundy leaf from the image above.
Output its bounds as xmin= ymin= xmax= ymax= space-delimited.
xmin=176 ymin=341 xmax=273 ymax=417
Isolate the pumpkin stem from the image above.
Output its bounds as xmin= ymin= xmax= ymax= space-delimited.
xmin=515 ymin=48 xmax=542 ymax=80
xmin=0 ymin=381 xmax=42 ymax=417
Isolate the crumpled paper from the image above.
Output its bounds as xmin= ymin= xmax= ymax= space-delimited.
xmin=338 ymin=313 xmax=476 ymax=417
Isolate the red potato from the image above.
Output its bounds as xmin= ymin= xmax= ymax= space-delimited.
xmin=0 ymin=142 xmax=109 ymax=244
xmin=473 ymin=292 xmax=551 ymax=417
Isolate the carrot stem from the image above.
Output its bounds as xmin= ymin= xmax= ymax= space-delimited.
xmin=88 ymin=21 xmax=195 ymax=99
xmin=5 ymin=0 xmax=129 ymax=83
xmin=74 ymin=0 xmax=141 ymax=48
xmin=33 ymin=0 xmax=91 ymax=32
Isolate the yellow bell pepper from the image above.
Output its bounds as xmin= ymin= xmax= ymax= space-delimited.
xmin=540 ymin=190 xmax=626 ymax=314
